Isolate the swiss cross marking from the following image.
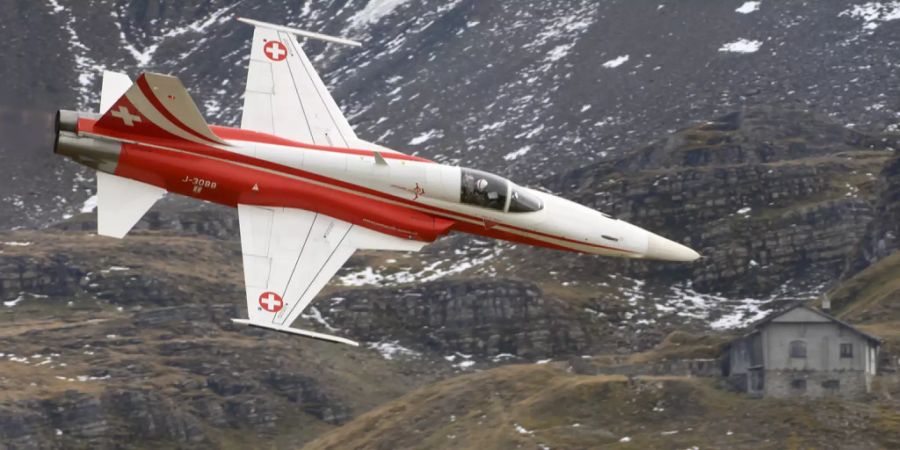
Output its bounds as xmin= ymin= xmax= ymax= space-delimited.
xmin=263 ymin=41 xmax=287 ymax=61
xmin=110 ymin=106 xmax=141 ymax=127
xmin=258 ymin=291 xmax=284 ymax=313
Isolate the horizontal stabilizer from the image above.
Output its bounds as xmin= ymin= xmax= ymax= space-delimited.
xmin=96 ymin=172 xmax=166 ymax=239
xmin=231 ymin=319 xmax=359 ymax=346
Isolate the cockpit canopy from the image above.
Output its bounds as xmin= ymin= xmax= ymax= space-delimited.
xmin=460 ymin=168 xmax=543 ymax=213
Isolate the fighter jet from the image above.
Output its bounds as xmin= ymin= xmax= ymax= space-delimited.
xmin=53 ymin=18 xmax=700 ymax=346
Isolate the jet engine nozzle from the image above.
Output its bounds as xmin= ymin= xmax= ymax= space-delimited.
xmin=56 ymin=109 xmax=79 ymax=135
xmin=54 ymin=110 xmax=122 ymax=173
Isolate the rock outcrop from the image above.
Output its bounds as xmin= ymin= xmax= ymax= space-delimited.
xmin=846 ymin=153 xmax=900 ymax=275
xmin=537 ymin=106 xmax=895 ymax=298
xmin=330 ymin=280 xmax=585 ymax=359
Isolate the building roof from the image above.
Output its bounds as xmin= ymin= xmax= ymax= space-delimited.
xmin=744 ymin=304 xmax=881 ymax=345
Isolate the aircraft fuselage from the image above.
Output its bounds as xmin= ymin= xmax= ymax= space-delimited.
xmin=56 ymin=112 xmax=700 ymax=261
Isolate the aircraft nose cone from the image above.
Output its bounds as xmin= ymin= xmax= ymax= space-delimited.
xmin=645 ymin=232 xmax=701 ymax=262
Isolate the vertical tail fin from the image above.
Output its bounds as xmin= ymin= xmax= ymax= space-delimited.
xmin=95 ymin=72 xmax=227 ymax=146
xmin=99 ymin=71 xmax=132 ymax=114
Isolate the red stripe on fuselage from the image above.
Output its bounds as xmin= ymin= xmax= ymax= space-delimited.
xmin=78 ymin=119 xmax=633 ymax=255
xmin=113 ymin=143 xmax=454 ymax=242
xmin=209 ymin=126 xmax=434 ymax=163
xmin=79 ymin=118 xmax=445 ymax=212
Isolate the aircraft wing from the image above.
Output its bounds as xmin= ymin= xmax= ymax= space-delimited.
xmin=239 ymin=18 xmax=358 ymax=147
xmin=238 ymin=18 xmax=404 ymax=153
xmin=235 ymin=204 xmax=425 ymax=345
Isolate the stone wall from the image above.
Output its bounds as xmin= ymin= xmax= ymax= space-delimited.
xmin=763 ymin=370 xmax=871 ymax=399
xmin=571 ymin=358 xmax=722 ymax=378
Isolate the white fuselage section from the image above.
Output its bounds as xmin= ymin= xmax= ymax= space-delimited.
xmin=223 ymin=138 xmax=699 ymax=261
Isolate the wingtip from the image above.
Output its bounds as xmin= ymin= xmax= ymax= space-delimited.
xmin=231 ymin=318 xmax=361 ymax=346
xmin=235 ymin=17 xmax=362 ymax=47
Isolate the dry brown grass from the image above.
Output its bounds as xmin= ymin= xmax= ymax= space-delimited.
xmin=303 ymin=362 xmax=900 ymax=450
xmin=583 ymin=330 xmax=733 ymax=367
xmin=830 ymin=251 xmax=900 ymax=323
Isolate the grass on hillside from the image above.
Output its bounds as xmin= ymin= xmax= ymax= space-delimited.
xmin=303 ymin=364 xmax=900 ymax=450
xmin=830 ymin=251 xmax=900 ymax=324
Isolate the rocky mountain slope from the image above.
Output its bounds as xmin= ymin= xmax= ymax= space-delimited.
xmin=304 ymin=220 xmax=900 ymax=450
xmin=2 ymin=0 xmax=899 ymax=229
xmin=0 ymin=231 xmax=457 ymax=449
xmin=337 ymin=105 xmax=897 ymax=349
xmin=0 ymin=107 xmax=896 ymax=448
xmin=1 ymin=0 xmax=899 ymax=449
xmin=847 ymin=151 xmax=900 ymax=274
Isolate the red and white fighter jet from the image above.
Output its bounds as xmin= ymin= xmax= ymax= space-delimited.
xmin=54 ymin=18 xmax=700 ymax=346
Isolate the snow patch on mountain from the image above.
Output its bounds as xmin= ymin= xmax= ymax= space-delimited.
xmin=651 ymin=281 xmax=825 ymax=330
xmin=546 ymin=43 xmax=575 ymax=62
xmin=301 ymin=306 xmax=338 ymax=332
xmin=4 ymin=294 xmax=26 ymax=307
xmin=408 ymin=129 xmax=443 ymax=145
xmin=349 ymin=0 xmax=411 ymax=28
xmin=524 ymin=9 xmax=592 ymax=52
xmin=3 ymin=292 xmax=47 ymax=308
xmin=602 ymin=55 xmax=630 ymax=68
xmin=735 ymin=2 xmax=761 ymax=14
xmin=709 ymin=297 xmax=770 ymax=330
xmin=51 ymin=4 xmax=104 ymax=108
xmin=340 ymin=245 xmax=500 ymax=287
xmin=46 ymin=0 xmax=64 ymax=14
xmin=718 ymin=39 xmax=762 ymax=53
xmin=504 ymin=146 xmax=532 ymax=161
xmin=2 ymin=241 xmax=32 ymax=247
xmin=445 ymin=352 xmax=476 ymax=370
xmin=514 ymin=423 xmax=534 ymax=435
xmin=840 ymin=2 xmax=900 ymax=31
xmin=80 ymin=195 xmax=97 ymax=213
xmin=113 ymin=4 xmax=235 ymax=67
xmin=368 ymin=340 xmax=420 ymax=360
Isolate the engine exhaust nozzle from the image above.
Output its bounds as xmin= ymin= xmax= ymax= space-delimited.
xmin=54 ymin=110 xmax=122 ymax=172
xmin=56 ymin=109 xmax=79 ymax=135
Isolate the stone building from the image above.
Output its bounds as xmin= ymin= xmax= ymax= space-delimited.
xmin=724 ymin=305 xmax=880 ymax=398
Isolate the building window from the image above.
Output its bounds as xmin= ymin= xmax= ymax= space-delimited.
xmin=840 ymin=343 xmax=853 ymax=358
xmin=822 ymin=380 xmax=840 ymax=391
xmin=790 ymin=379 xmax=807 ymax=391
xmin=789 ymin=340 xmax=807 ymax=358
